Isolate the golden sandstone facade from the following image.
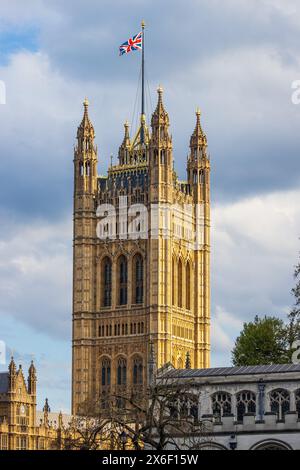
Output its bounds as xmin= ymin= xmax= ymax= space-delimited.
xmin=72 ymin=88 xmax=211 ymax=414
xmin=0 ymin=358 xmax=64 ymax=450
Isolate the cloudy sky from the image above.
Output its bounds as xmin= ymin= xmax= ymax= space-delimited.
xmin=0 ymin=0 xmax=300 ymax=412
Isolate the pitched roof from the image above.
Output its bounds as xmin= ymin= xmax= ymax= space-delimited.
xmin=0 ymin=373 xmax=8 ymax=393
xmin=162 ymin=364 xmax=300 ymax=379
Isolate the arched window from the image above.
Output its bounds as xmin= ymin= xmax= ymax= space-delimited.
xmin=236 ymin=391 xmax=256 ymax=421
xmin=101 ymin=358 xmax=111 ymax=388
xmin=172 ymin=258 xmax=175 ymax=306
xmin=193 ymin=170 xmax=197 ymax=184
xmin=251 ymin=440 xmax=291 ymax=451
xmin=102 ymin=257 xmax=112 ymax=307
xmin=133 ymin=254 xmax=144 ymax=304
xmin=296 ymin=390 xmax=300 ymax=418
xmin=118 ymin=256 xmax=128 ymax=305
xmin=186 ymin=262 xmax=191 ymax=310
xmin=178 ymin=395 xmax=199 ymax=422
xmin=270 ymin=389 xmax=290 ymax=420
xmin=133 ymin=356 xmax=143 ymax=385
xmin=178 ymin=259 xmax=182 ymax=308
xmin=212 ymin=392 xmax=232 ymax=422
xmin=85 ymin=161 xmax=90 ymax=176
xmin=117 ymin=357 xmax=127 ymax=386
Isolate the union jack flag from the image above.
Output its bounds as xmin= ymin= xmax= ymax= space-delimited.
xmin=119 ymin=31 xmax=143 ymax=56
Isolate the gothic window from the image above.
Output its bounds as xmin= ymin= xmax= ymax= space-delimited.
xmin=193 ymin=170 xmax=197 ymax=184
xmin=85 ymin=161 xmax=90 ymax=176
xmin=102 ymin=257 xmax=112 ymax=307
xmin=79 ymin=161 xmax=84 ymax=176
xmin=295 ymin=390 xmax=300 ymax=418
xmin=133 ymin=356 xmax=143 ymax=385
xmin=118 ymin=255 xmax=128 ymax=305
xmin=117 ymin=357 xmax=127 ymax=386
xmin=186 ymin=262 xmax=191 ymax=310
xmin=172 ymin=258 xmax=176 ymax=306
xmin=270 ymin=389 xmax=290 ymax=420
xmin=134 ymin=254 xmax=144 ymax=304
xmin=199 ymin=170 xmax=205 ymax=184
xmin=236 ymin=391 xmax=256 ymax=421
xmin=252 ymin=441 xmax=291 ymax=451
xmin=178 ymin=259 xmax=183 ymax=308
xmin=101 ymin=358 xmax=111 ymax=387
xmin=212 ymin=392 xmax=232 ymax=421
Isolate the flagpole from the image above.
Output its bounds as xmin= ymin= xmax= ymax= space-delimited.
xmin=141 ymin=19 xmax=145 ymax=145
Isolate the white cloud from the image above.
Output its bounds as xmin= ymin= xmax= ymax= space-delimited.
xmin=211 ymin=306 xmax=243 ymax=355
xmin=0 ymin=213 xmax=72 ymax=338
xmin=211 ymin=189 xmax=300 ymax=364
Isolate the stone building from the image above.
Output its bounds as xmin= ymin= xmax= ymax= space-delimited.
xmin=0 ymin=358 xmax=68 ymax=450
xmin=72 ymin=89 xmax=211 ymax=414
xmin=157 ymin=363 xmax=300 ymax=450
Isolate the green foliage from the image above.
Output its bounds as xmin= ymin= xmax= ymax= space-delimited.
xmin=287 ymin=258 xmax=300 ymax=347
xmin=232 ymin=315 xmax=290 ymax=366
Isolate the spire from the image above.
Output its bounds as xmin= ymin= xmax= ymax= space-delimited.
xmin=58 ymin=411 xmax=63 ymax=429
xmin=122 ymin=121 xmax=131 ymax=147
xmin=77 ymin=97 xmax=95 ymax=142
xmin=190 ymin=107 xmax=207 ymax=152
xmin=8 ymin=357 xmax=17 ymax=391
xmin=29 ymin=360 xmax=36 ymax=376
xmin=185 ymin=351 xmax=191 ymax=369
xmin=118 ymin=121 xmax=131 ymax=165
xmin=151 ymin=86 xmax=171 ymax=146
xmin=28 ymin=360 xmax=37 ymax=394
xmin=43 ymin=398 xmax=50 ymax=427
xmin=43 ymin=398 xmax=51 ymax=414
xmin=74 ymin=98 xmax=98 ymax=193
xmin=8 ymin=356 xmax=16 ymax=375
xmin=151 ymin=86 xmax=169 ymax=126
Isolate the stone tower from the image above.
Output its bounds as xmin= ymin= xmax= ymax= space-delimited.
xmin=72 ymin=89 xmax=210 ymax=414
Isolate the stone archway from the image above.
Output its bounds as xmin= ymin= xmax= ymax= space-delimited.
xmin=250 ymin=439 xmax=292 ymax=450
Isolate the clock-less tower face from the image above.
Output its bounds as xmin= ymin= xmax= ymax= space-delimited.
xmin=72 ymin=93 xmax=211 ymax=414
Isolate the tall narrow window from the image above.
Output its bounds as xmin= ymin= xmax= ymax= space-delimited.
xmin=296 ymin=390 xmax=300 ymax=418
xmin=118 ymin=256 xmax=128 ymax=305
xmin=172 ymin=258 xmax=175 ymax=305
xmin=178 ymin=259 xmax=182 ymax=308
xmin=117 ymin=357 xmax=127 ymax=386
xmin=101 ymin=357 xmax=111 ymax=409
xmin=212 ymin=392 xmax=232 ymax=422
xmin=133 ymin=356 xmax=143 ymax=385
xmin=236 ymin=391 xmax=256 ymax=422
xmin=186 ymin=262 xmax=191 ymax=310
xmin=101 ymin=358 xmax=111 ymax=387
xmin=134 ymin=254 xmax=144 ymax=304
xmin=102 ymin=257 xmax=112 ymax=307
xmin=270 ymin=389 xmax=290 ymax=420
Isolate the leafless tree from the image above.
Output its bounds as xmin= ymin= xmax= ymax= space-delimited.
xmin=60 ymin=379 xmax=211 ymax=450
